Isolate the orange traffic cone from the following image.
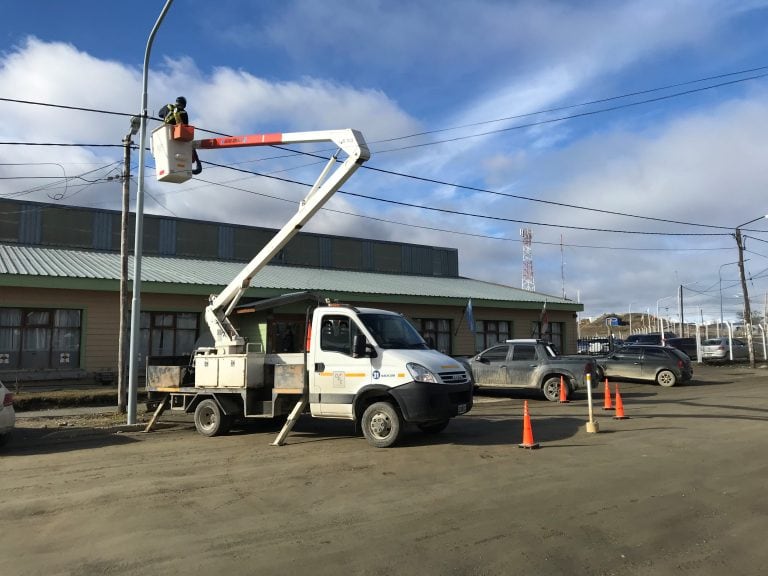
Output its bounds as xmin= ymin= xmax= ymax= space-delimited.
xmin=558 ymin=376 xmax=569 ymax=403
xmin=518 ymin=400 xmax=540 ymax=449
xmin=603 ymin=378 xmax=614 ymax=410
xmin=613 ymin=383 xmax=629 ymax=420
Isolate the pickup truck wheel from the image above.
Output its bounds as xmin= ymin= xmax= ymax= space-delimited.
xmin=542 ymin=377 xmax=562 ymax=402
xmin=194 ymin=399 xmax=231 ymax=437
xmin=418 ymin=419 xmax=450 ymax=434
xmin=656 ymin=369 xmax=677 ymax=387
xmin=362 ymin=401 xmax=402 ymax=448
xmin=595 ymin=366 xmax=605 ymax=383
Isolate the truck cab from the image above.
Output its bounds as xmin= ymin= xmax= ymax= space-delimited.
xmin=308 ymin=306 xmax=473 ymax=442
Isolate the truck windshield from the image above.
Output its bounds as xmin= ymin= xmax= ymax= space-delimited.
xmin=358 ymin=313 xmax=428 ymax=350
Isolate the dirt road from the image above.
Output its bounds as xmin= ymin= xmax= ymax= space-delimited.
xmin=2 ymin=365 xmax=767 ymax=576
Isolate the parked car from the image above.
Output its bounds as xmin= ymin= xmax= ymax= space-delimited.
xmin=666 ymin=337 xmax=699 ymax=360
xmin=597 ymin=345 xmax=693 ymax=387
xmin=700 ymin=337 xmax=749 ymax=363
xmin=577 ymin=337 xmax=623 ymax=355
xmin=625 ymin=332 xmax=677 ymax=346
xmin=0 ymin=379 xmax=16 ymax=446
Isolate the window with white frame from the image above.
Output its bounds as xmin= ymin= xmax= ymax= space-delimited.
xmin=474 ymin=320 xmax=511 ymax=352
xmin=412 ymin=318 xmax=452 ymax=354
xmin=0 ymin=307 xmax=82 ymax=370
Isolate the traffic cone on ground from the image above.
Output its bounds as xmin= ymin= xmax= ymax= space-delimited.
xmin=559 ymin=376 xmax=569 ymax=403
xmin=518 ymin=400 xmax=540 ymax=449
xmin=613 ymin=383 xmax=629 ymax=420
xmin=603 ymin=378 xmax=614 ymax=410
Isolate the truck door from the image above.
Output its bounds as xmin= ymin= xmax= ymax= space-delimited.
xmin=310 ymin=314 xmax=371 ymax=417
xmin=505 ymin=343 xmax=538 ymax=388
xmin=471 ymin=344 xmax=511 ymax=387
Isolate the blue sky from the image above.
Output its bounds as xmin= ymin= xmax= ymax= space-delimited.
xmin=3 ymin=0 xmax=768 ymax=325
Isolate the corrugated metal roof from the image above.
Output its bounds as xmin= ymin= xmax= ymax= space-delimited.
xmin=0 ymin=244 xmax=576 ymax=306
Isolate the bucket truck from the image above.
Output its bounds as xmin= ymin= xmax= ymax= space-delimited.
xmin=144 ymin=124 xmax=473 ymax=447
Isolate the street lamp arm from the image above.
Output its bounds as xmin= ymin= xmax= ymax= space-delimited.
xmin=736 ymin=214 xmax=768 ymax=229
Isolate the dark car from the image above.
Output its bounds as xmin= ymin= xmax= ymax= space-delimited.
xmin=666 ymin=337 xmax=698 ymax=360
xmin=597 ymin=345 xmax=692 ymax=387
xmin=624 ymin=332 xmax=677 ymax=346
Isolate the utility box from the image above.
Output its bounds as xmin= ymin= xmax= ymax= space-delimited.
xmin=193 ymin=352 xmax=265 ymax=389
xmin=151 ymin=124 xmax=194 ymax=183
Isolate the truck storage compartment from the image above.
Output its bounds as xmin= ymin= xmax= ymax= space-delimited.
xmin=193 ymin=351 xmax=266 ymax=389
xmin=146 ymin=355 xmax=190 ymax=389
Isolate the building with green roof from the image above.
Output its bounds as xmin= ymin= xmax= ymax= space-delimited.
xmin=0 ymin=199 xmax=582 ymax=382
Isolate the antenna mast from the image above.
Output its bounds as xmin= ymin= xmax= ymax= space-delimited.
xmin=521 ymin=228 xmax=535 ymax=292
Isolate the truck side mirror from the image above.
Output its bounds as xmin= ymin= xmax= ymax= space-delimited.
xmin=353 ymin=334 xmax=375 ymax=358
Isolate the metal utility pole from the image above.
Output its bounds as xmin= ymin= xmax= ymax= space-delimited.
xmin=127 ymin=0 xmax=175 ymax=425
xmin=118 ymin=118 xmax=140 ymax=414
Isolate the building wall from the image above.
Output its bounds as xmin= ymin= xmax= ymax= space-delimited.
xmin=1 ymin=283 xmax=579 ymax=382
xmin=0 ymin=286 xmax=206 ymax=378
xmin=0 ymin=199 xmax=459 ymax=277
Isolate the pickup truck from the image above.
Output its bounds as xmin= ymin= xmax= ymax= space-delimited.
xmin=459 ymin=339 xmax=598 ymax=401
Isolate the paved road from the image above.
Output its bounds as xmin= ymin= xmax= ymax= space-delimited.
xmin=2 ymin=365 xmax=767 ymax=576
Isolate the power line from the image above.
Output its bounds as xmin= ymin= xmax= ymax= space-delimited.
xmin=202 ymin=159 xmax=730 ymax=236
xmin=3 ymin=65 xmax=767 ymax=235
xmin=371 ymin=64 xmax=768 ymax=145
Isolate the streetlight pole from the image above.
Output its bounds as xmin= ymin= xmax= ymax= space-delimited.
xmin=118 ymin=117 xmax=140 ymax=414
xmin=734 ymin=215 xmax=768 ymax=369
xmin=126 ymin=0 xmax=175 ymax=425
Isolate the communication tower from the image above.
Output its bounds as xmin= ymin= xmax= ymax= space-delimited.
xmin=521 ymin=228 xmax=535 ymax=291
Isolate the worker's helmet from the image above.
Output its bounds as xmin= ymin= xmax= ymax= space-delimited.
xmin=176 ymin=96 xmax=187 ymax=108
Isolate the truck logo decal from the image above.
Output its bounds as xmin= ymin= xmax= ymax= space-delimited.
xmin=373 ymin=370 xmax=380 ymax=379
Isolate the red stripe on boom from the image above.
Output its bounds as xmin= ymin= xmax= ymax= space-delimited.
xmin=197 ymin=133 xmax=283 ymax=149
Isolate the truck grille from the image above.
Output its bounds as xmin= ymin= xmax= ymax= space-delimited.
xmin=439 ymin=370 xmax=469 ymax=385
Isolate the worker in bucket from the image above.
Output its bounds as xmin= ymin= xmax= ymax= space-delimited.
xmin=158 ymin=96 xmax=189 ymax=125
xmin=158 ymin=96 xmax=202 ymax=175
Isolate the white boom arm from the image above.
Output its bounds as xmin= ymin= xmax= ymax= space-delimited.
xmin=194 ymin=129 xmax=370 ymax=353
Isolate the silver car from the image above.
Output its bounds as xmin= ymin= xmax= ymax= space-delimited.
xmin=0 ymin=379 xmax=15 ymax=446
xmin=700 ymin=337 xmax=749 ymax=363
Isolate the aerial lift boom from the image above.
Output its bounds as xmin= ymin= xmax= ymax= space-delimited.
xmin=151 ymin=125 xmax=370 ymax=354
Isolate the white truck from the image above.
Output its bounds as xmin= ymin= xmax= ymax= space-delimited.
xmin=145 ymin=124 xmax=473 ymax=447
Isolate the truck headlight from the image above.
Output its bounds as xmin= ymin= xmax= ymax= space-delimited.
xmin=407 ymin=362 xmax=438 ymax=383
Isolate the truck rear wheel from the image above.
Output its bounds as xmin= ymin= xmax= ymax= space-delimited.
xmin=361 ymin=401 xmax=402 ymax=448
xmin=194 ymin=398 xmax=231 ymax=437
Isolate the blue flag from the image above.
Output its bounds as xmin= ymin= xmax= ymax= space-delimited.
xmin=466 ymin=299 xmax=475 ymax=334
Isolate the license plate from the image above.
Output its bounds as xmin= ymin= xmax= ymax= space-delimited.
xmin=458 ymin=403 xmax=467 ymax=414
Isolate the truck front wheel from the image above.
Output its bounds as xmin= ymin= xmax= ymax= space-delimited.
xmin=361 ymin=401 xmax=402 ymax=448
xmin=194 ymin=398 xmax=232 ymax=437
